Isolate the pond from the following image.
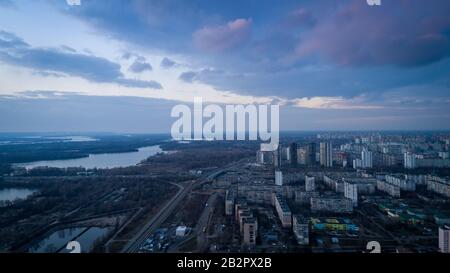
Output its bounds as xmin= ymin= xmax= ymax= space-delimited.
xmin=0 ymin=188 xmax=36 ymax=202
xmin=29 ymin=226 xmax=112 ymax=253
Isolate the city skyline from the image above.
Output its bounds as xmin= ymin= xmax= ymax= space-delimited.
xmin=1 ymin=0 xmax=450 ymax=132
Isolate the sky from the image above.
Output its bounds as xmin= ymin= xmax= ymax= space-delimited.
xmin=0 ymin=0 xmax=449 ymax=133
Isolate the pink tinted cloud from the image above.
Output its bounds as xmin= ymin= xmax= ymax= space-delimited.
xmin=295 ymin=0 xmax=450 ymax=67
xmin=193 ymin=18 xmax=253 ymax=52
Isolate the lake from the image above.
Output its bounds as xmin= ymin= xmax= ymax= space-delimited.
xmin=17 ymin=145 xmax=163 ymax=170
xmin=0 ymin=188 xmax=36 ymax=202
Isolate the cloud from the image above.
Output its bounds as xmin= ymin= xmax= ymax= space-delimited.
xmin=32 ymin=71 xmax=67 ymax=78
xmin=122 ymin=51 xmax=133 ymax=60
xmin=160 ymin=57 xmax=176 ymax=68
xmin=0 ymin=0 xmax=14 ymax=8
xmin=14 ymin=90 xmax=79 ymax=99
xmin=291 ymin=96 xmax=382 ymax=110
xmin=116 ymin=78 xmax=162 ymax=89
xmin=129 ymin=56 xmax=153 ymax=73
xmin=0 ymin=31 xmax=162 ymax=89
xmin=178 ymin=68 xmax=224 ymax=83
xmin=4 ymin=0 xmax=449 ymax=111
xmin=284 ymin=8 xmax=316 ymax=28
xmin=193 ymin=18 xmax=253 ymax=52
xmin=179 ymin=71 xmax=197 ymax=83
xmin=295 ymin=0 xmax=450 ymax=67
xmin=2 ymin=91 xmax=449 ymax=132
xmin=60 ymin=45 xmax=77 ymax=53
xmin=0 ymin=30 xmax=28 ymax=48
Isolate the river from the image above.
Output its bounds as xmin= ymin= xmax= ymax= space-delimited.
xmin=17 ymin=145 xmax=163 ymax=170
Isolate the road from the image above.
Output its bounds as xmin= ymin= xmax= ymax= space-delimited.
xmin=121 ymin=181 xmax=186 ymax=253
xmin=122 ymin=159 xmax=247 ymax=253
xmin=196 ymin=192 xmax=218 ymax=252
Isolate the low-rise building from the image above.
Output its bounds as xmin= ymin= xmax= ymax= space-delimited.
xmin=225 ymin=189 xmax=235 ymax=216
xmin=305 ymin=175 xmax=316 ymax=192
xmin=294 ymin=190 xmax=319 ymax=205
xmin=427 ymin=176 xmax=450 ymax=198
xmin=344 ymin=181 xmax=358 ymax=207
xmin=176 ymin=226 xmax=189 ymax=237
xmin=377 ymin=179 xmax=401 ymax=198
xmin=293 ymin=215 xmax=309 ymax=245
xmin=237 ymin=184 xmax=298 ymax=204
xmin=343 ymin=177 xmax=377 ymax=207
xmin=273 ymin=194 xmax=292 ymax=228
xmin=275 ymin=170 xmax=283 ymax=186
xmin=243 ymin=217 xmax=258 ymax=246
xmin=310 ymin=218 xmax=359 ymax=233
xmin=439 ymin=225 xmax=450 ymax=253
xmin=310 ymin=197 xmax=353 ymax=214
xmin=235 ymin=202 xmax=258 ymax=246
xmin=385 ymin=174 xmax=416 ymax=191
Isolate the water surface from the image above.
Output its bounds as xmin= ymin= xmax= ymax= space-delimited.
xmin=29 ymin=227 xmax=112 ymax=253
xmin=18 ymin=145 xmax=162 ymax=170
xmin=0 ymin=188 xmax=36 ymax=202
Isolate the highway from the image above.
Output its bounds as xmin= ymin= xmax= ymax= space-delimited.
xmin=121 ymin=181 xmax=187 ymax=253
xmin=196 ymin=192 xmax=218 ymax=252
xmin=122 ymin=159 xmax=247 ymax=253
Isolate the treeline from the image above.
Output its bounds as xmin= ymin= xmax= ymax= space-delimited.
xmin=0 ymin=164 xmax=12 ymax=176
xmin=152 ymin=141 xmax=257 ymax=170
xmin=0 ymin=134 xmax=168 ymax=164
xmin=0 ymin=176 xmax=178 ymax=251
xmin=367 ymin=166 xmax=450 ymax=177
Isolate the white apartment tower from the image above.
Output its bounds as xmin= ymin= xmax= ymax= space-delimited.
xmin=275 ymin=170 xmax=283 ymax=186
xmin=361 ymin=148 xmax=373 ymax=169
xmin=305 ymin=175 xmax=316 ymax=192
xmin=439 ymin=225 xmax=450 ymax=253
